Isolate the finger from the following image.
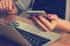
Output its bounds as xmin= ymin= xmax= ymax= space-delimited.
xmin=8 ymin=5 xmax=17 ymax=14
xmin=47 ymin=14 xmax=58 ymax=30
xmin=48 ymin=14 xmax=58 ymax=20
xmin=38 ymin=16 xmax=52 ymax=30
xmin=11 ymin=5 xmax=17 ymax=12
xmin=0 ymin=2 xmax=2 ymax=9
xmin=1 ymin=0 xmax=6 ymax=9
xmin=32 ymin=16 xmax=50 ymax=32
xmin=1 ymin=0 xmax=8 ymax=9
xmin=5 ymin=0 xmax=9 ymax=10
xmin=8 ymin=0 xmax=13 ymax=10
xmin=4 ymin=0 xmax=12 ymax=10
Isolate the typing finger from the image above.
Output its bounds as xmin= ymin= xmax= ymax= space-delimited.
xmin=38 ymin=16 xmax=52 ymax=30
xmin=0 ymin=1 xmax=2 ymax=9
xmin=32 ymin=16 xmax=50 ymax=32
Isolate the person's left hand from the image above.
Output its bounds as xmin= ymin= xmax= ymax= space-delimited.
xmin=0 ymin=0 xmax=17 ymax=23
xmin=0 ymin=0 xmax=16 ymax=13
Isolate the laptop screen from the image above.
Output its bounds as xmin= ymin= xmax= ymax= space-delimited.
xmin=32 ymin=0 xmax=66 ymax=19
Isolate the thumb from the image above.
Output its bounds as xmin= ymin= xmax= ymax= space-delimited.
xmin=47 ymin=14 xmax=58 ymax=20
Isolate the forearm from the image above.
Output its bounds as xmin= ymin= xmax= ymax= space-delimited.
xmin=0 ymin=24 xmax=31 ymax=46
xmin=57 ymin=19 xmax=70 ymax=32
xmin=5 ymin=29 xmax=31 ymax=46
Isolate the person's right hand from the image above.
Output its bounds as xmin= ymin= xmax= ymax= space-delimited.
xmin=32 ymin=14 xmax=60 ymax=32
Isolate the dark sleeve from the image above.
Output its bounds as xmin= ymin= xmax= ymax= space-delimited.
xmin=0 ymin=24 xmax=31 ymax=46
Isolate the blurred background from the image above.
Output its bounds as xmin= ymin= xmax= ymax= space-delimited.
xmin=16 ymin=0 xmax=66 ymax=19
xmin=0 ymin=0 xmax=69 ymax=46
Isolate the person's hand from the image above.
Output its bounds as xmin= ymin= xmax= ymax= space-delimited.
xmin=0 ymin=0 xmax=16 ymax=13
xmin=0 ymin=0 xmax=17 ymax=23
xmin=32 ymin=14 xmax=59 ymax=32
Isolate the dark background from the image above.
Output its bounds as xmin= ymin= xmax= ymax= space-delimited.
xmin=0 ymin=0 xmax=66 ymax=46
xmin=32 ymin=0 xmax=66 ymax=19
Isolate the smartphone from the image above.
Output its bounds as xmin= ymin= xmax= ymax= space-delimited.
xmin=26 ymin=10 xmax=47 ymax=16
